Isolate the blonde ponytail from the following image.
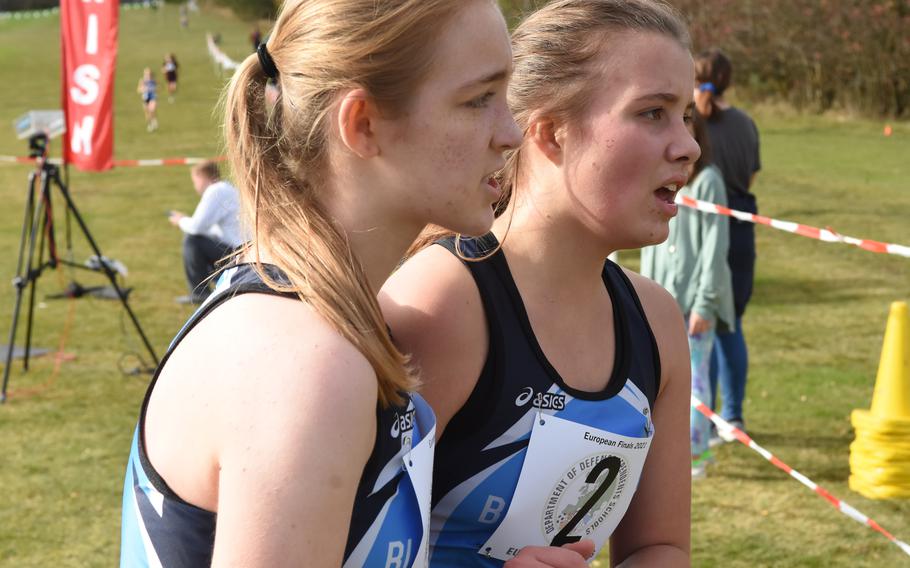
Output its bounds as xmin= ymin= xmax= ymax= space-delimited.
xmin=223 ymin=0 xmax=477 ymax=406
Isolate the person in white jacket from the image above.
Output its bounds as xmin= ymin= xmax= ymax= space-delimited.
xmin=169 ymin=160 xmax=243 ymax=303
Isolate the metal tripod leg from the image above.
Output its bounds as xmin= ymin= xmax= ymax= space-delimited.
xmin=2 ymin=162 xmax=160 ymax=403
xmin=48 ymin=166 xmax=159 ymax=367
xmin=2 ymin=171 xmax=41 ymax=402
xmin=24 ymin=172 xmax=52 ymax=372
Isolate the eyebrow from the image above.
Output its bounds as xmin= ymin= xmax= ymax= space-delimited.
xmin=632 ymin=92 xmax=681 ymax=104
xmin=457 ymin=69 xmax=510 ymax=91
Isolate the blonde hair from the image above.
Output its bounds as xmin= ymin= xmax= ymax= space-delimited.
xmin=223 ymin=0 xmax=475 ymax=406
xmin=406 ymin=0 xmax=690 ymax=259
xmin=500 ymin=0 xmax=690 ymax=208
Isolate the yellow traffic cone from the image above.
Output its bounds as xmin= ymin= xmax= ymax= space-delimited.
xmin=849 ymin=301 xmax=910 ymax=499
xmin=869 ymin=302 xmax=910 ymax=420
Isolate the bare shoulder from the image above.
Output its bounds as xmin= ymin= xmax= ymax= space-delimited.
xmin=382 ymin=244 xmax=481 ymax=332
xmin=207 ymin=291 xmax=378 ymax=415
xmin=380 ymin=244 xmax=488 ymax=434
xmin=620 ymin=267 xmax=688 ymax=394
xmin=149 ymin=292 xmax=380 ymax=564
xmin=620 ymin=267 xmax=679 ymax=308
xmin=152 ymin=291 xmax=379 ymax=447
xmin=146 ymin=292 xmax=377 ymax=506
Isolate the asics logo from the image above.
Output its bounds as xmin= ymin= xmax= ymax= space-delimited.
xmin=515 ymin=387 xmax=534 ymax=406
xmin=514 ymin=387 xmax=566 ymax=410
xmin=390 ymin=408 xmax=416 ymax=438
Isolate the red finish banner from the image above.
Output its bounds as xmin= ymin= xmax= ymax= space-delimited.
xmin=60 ymin=0 xmax=118 ymax=171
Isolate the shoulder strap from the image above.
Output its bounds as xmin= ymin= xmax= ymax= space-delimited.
xmin=603 ymin=260 xmax=662 ymax=404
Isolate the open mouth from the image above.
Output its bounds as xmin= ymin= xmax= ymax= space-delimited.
xmin=483 ymin=175 xmax=501 ymax=198
xmin=654 ymin=183 xmax=679 ymax=204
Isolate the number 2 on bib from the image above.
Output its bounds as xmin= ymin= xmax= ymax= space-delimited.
xmin=550 ymin=455 xmax=621 ymax=547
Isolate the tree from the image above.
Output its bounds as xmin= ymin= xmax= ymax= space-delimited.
xmin=2 ymin=0 xmax=58 ymax=10
xmin=674 ymin=0 xmax=910 ymax=117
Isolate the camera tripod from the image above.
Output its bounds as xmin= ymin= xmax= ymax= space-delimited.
xmin=2 ymin=153 xmax=159 ymax=402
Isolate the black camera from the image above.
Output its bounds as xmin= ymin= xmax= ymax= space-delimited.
xmin=28 ymin=133 xmax=49 ymax=159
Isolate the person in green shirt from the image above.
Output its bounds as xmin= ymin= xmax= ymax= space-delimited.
xmin=640 ymin=111 xmax=735 ymax=478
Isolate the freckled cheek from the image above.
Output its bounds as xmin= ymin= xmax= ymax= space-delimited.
xmin=441 ymin=137 xmax=468 ymax=168
xmin=439 ymin=133 xmax=481 ymax=191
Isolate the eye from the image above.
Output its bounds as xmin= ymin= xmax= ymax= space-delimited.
xmin=683 ymin=110 xmax=695 ymax=124
xmin=466 ymin=92 xmax=495 ymax=109
xmin=641 ymin=108 xmax=664 ymax=121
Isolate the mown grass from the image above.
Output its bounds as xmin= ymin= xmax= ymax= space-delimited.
xmin=1 ymin=4 xmax=909 ymax=567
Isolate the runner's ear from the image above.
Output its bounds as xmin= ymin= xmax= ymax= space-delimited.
xmin=527 ymin=116 xmax=562 ymax=165
xmin=337 ymin=88 xmax=379 ymax=159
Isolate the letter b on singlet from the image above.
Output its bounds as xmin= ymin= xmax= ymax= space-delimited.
xmin=478 ymin=495 xmax=506 ymax=524
xmin=385 ymin=539 xmax=412 ymax=568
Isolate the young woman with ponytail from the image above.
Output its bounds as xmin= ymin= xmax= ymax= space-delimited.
xmin=119 ymin=1 xmax=520 ymax=566
xmin=382 ymin=1 xmax=697 ymax=566
xmin=694 ymin=49 xmax=762 ymax=440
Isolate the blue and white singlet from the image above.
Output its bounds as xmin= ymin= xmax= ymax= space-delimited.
xmin=428 ymin=235 xmax=661 ymax=567
xmin=120 ymin=263 xmax=435 ymax=567
xmin=141 ymin=79 xmax=156 ymax=103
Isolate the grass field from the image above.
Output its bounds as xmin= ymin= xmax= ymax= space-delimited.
xmin=1 ymin=4 xmax=909 ymax=567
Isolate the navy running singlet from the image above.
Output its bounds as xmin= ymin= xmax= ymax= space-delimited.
xmin=428 ymin=235 xmax=661 ymax=567
xmin=120 ymin=263 xmax=436 ymax=567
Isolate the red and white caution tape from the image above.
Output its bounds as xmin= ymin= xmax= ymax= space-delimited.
xmin=0 ymin=155 xmax=50 ymax=165
xmin=1 ymin=155 xmax=224 ymax=167
xmin=112 ymin=156 xmax=224 ymax=167
xmin=692 ymin=395 xmax=910 ymax=557
xmin=677 ymin=195 xmax=910 ymax=259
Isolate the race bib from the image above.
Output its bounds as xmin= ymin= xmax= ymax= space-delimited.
xmin=479 ymin=413 xmax=652 ymax=561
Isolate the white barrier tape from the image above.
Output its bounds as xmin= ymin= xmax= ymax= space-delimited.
xmin=677 ymin=194 xmax=910 ymax=259
xmin=692 ymin=396 xmax=910 ymax=557
xmin=206 ymin=33 xmax=239 ymax=72
xmin=124 ymin=157 xmax=216 ymax=167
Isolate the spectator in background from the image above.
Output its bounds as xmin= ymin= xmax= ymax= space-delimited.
xmin=694 ymin=48 xmax=761 ymax=441
xmin=640 ymin=111 xmax=735 ymax=478
xmin=161 ymin=53 xmax=179 ymax=103
xmin=136 ymin=67 xmax=158 ymax=132
xmin=168 ymin=160 xmax=243 ymax=304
